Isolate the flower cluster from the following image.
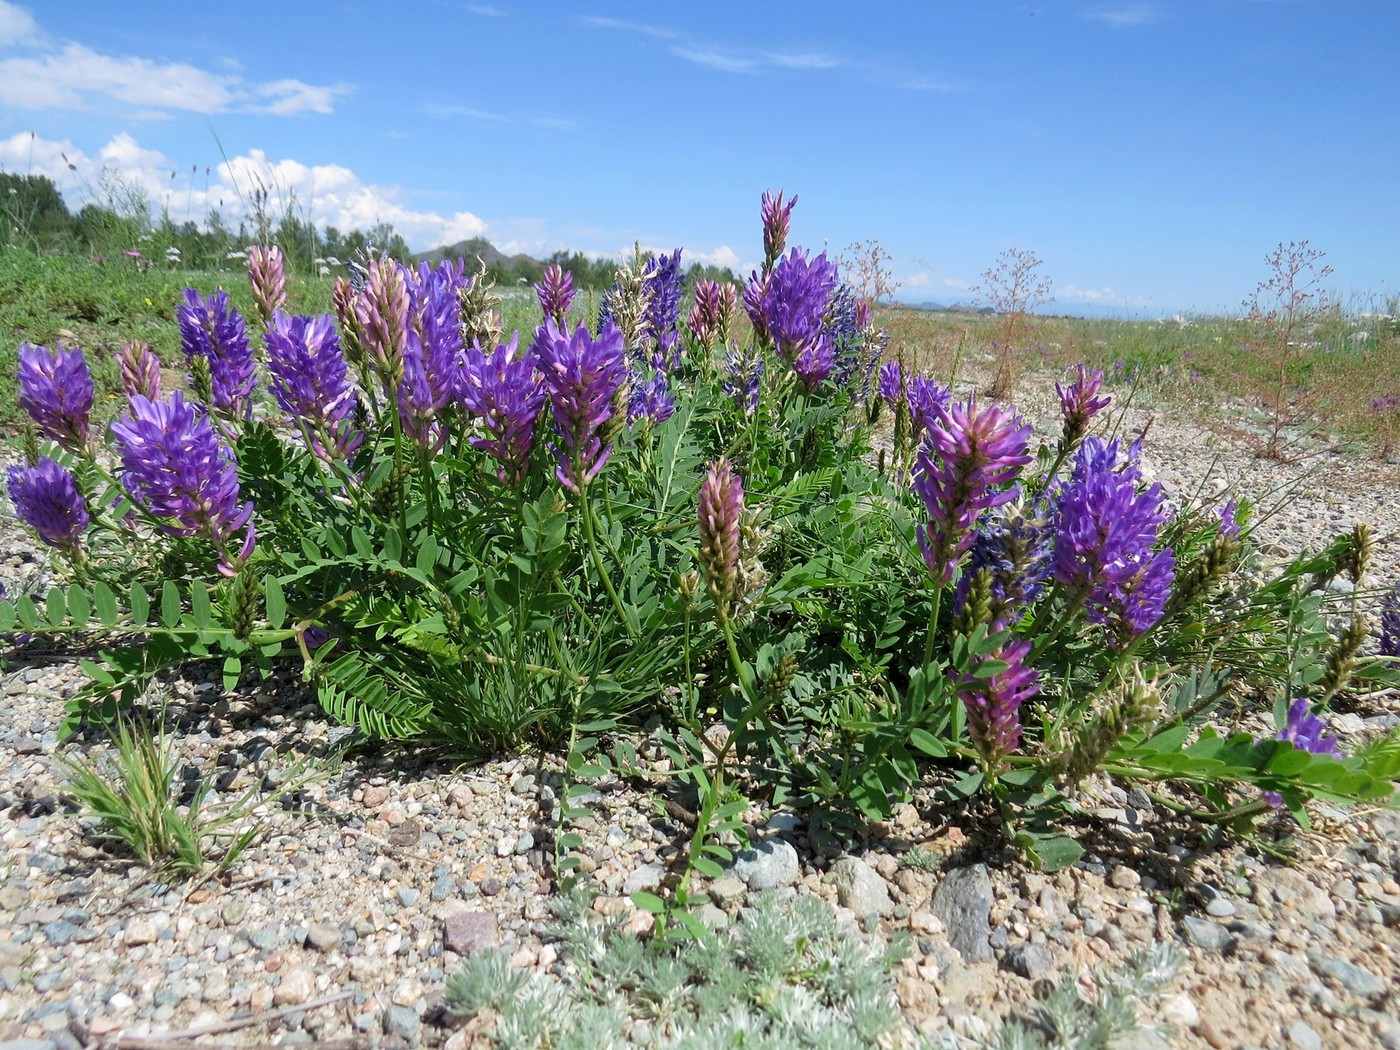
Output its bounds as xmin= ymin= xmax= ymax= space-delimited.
xmin=247 ymin=244 xmax=286 ymax=326
xmin=533 ymin=263 xmax=575 ymax=327
xmin=534 ymin=320 xmax=628 ymax=492
xmin=118 ymin=341 xmax=162 ymax=402
xmin=877 ymin=360 xmax=903 ymax=410
xmin=18 ymin=343 xmax=93 ymax=453
xmin=1052 ymin=437 xmax=1175 ymax=644
xmin=7 ymin=458 xmax=89 ymax=554
xmin=723 ymin=344 xmax=766 ymax=417
xmin=264 ymin=311 xmax=363 ymax=464
xmin=176 ymin=289 xmax=256 ymax=419
xmin=458 ymin=335 xmax=547 ymax=487
xmin=906 ymin=375 xmax=952 ymax=439
xmin=687 ymin=280 xmax=736 ymax=349
xmin=760 ymin=189 xmax=797 ymax=270
xmin=1055 ymin=365 xmax=1111 ymax=453
xmin=759 ymin=249 xmax=840 ymax=389
xmin=957 ymin=637 xmax=1038 ymax=770
xmin=698 ymin=458 xmax=745 ymax=624
xmin=110 ymin=392 xmax=254 ymax=575
xmin=914 ymin=398 xmax=1033 ymax=584
xmin=954 ymin=502 xmax=1055 ymax=632
xmin=644 ymin=248 xmax=686 ymax=371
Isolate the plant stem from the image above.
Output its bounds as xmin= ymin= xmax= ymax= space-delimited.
xmin=577 ymin=482 xmax=636 ymax=637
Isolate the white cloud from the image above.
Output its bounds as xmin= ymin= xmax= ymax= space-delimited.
xmin=767 ymin=52 xmax=842 ymax=70
xmin=579 ymin=16 xmax=679 ymax=40
xmin=1058 ymin=283 xmax=1115 ymax=302
xmin=942 ymin=276 xmax=974 ymax=291
xmin=466 ymin=4 xmax=505 ymax=15
xmin=905 ymin=272 xmax=932 ymax=288
xmin=1083 ymin=4 xmax=1161 ymax=28
xmin=670 ymin=47 xmax=757 ymax=74
xmin=0 ymin=5 xmax=349 ymax=116
xmin=0 ymin=132 xmax=486 ymax=250
xmin=0 ymin=0 xmax=38 ymax=45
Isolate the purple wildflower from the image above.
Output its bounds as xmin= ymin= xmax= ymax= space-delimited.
xmin=264 ymin=311 xmax=363 ymax=463
xmin=397 ymin=334 xmax=447 ymax=451
xmin=176 ymin=288 xmax=256 ymax=418
xmin=628 ymin=371 xmax=675 ymax=428
xmin=1056 ymin=365 xmax=1111 ymax=449
xmin=534 ymin=263 xmax=576 ymax=326
xmin=247 ymin=244 xmax=286 ymax=325
xmin=1218 ymin=498 xmax=1241 ymax=539
xmin=956 ymin=637 xmax=1038 ymax=770
xmin=118 ymin=341 xmax=161 ymax=402
xmin=760 ymin=189 xmax=798 ymax=270
xmin=533 ymin=320 xmax=628 ymax=492
xmin=744 ymin=270 xmax=771 ymax=346
xmin=354 ymin=256 xmax=411 ymax=396
xmin=907 ymin=374 xmax=952 ymax=439
xmin=723 ymin=344 xmax=765 ymax=416
xmin=1277 ymin=699 xmax=1343 ymax=757
xmin=877 ymin=360 xmax=903 ymax=410
xmin=688 ymin=279 xmax=725 ymax=347
xmin=954 ymin=502 xmax=1055 ymax=631
xmin=406 ymin=258 xmax=466 ymax=410
xmin=644 ymin=249 xmax=686 ymax=371
xmin=110 ymin=392 xmax=254 ymax=575
xmin=698 ymin=458 xmax=744 ymax=622
xmin=458 ymin=335 xmax=547 ymax=486
xmin=1052 ymin=436 xmax=1174 ymax=643
xmin=761 ymin=249 xmax=840 ymax=385
xmin=18 ymin=343 xmax=94 ymax=453
xmin=1379 ymin=582 xmax=1400 ymax=663
xmin=914 ymin=398 xmax=1033 ymax=584
xmin=7 ymin=458 xmax=89 ymax=552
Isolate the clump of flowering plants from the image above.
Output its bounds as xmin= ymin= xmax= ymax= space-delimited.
xmin=2 ymin=197 xmax=1397 ymax=904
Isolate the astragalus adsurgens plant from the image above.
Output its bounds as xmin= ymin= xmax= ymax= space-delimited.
xmin=2 ymin=193 xmax=1396 ymax=900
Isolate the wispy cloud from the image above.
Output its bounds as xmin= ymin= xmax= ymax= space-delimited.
xmin=767 ymin=51 xmax=843 ymax=70
xmin=578 ymin=16 xmax=678 ymax=40
xmin=1083 ymin=3 xmax=1162 ymax=27
xmin=466 ymin=3 xmax=505 ymax=15
xmin=670 ymin=47 xmax=757 ymax=74
xmin=423 ymin=102 xmax=510 ymax=122
xmin=423 ymin=102 xmax=582 ymax=133
xmin=0 ymin=4 xmax=350 ymax=116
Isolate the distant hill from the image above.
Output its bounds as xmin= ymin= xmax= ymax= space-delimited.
xmin=414 ymin=237 xmax=543 ymax=272
xmin=896 ymin=300 xmax=996 ymax=315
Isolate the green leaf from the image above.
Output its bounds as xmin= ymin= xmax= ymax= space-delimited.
xmin=190 ymin=581 xmax=213 ymax=628
xmin=630 ymin=891 xmax=668 ymax=915
xmin=0 ymin=601 xmax=14 ymax=631
xmin=416 ymin=535 xmax=439 ymax=575
xmin=160 ymin=581 xmax=181 ymax=628
xmin=15 ymin=595 xmax=38 ymax=629
xmin=1018 ymin=830 xmax=1084 ymax=872
xmin=129 ymin=582 xmax=149 ymax=626
xmin=65 ymin=585 xmax=90 ymax=626
xmin=264 ymin=575 xmax=286 ymax=629
xmin=92 ymin=582 xmax=118 ymax=627
xmin=383 ymin=529 xmax=403 ymax=564
xmin=45 ymin=586 xmax=66 ymax=627
xmin=222 ymin=656 xmax=243 ymax=691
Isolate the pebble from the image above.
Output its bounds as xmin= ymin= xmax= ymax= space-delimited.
xmin=1312 ymin=955 xmax=1386 ymax=999
xmin=1206 ymin=897 xmax=1236 ymax=918
xmin=442 ymin=912 xmax=499 ymax=955
xmin=1002 ymin=943 xmax=1053 ymax=979
xmin=824 ymin=857 xmax=894 ymax=918
xmin=1286 ymin=1020 xmax=1323 ymax=1050
xmin=272 ymin=966 xmax=314 ymax=1006
xmin=1183 ymin=916 xmax=1235 ymax=952
xmin=305 ymin=922 xmax=342 ymax=952
xmin=383 ymin=1004 xmax=420 ymax=1040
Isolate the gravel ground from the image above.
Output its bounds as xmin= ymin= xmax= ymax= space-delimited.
xmin=2 ymin=372 xmax=1398 ymax=1050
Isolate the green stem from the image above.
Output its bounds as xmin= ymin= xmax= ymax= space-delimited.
xmin=577 ymin=482 xmax=636 ymax=638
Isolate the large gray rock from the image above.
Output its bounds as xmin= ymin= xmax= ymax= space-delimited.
xmin=730 ymin=839 xmax=800 ymax=891
xmin=931 ymin=864 xmax=994 ymax=964
xmin=442 ymin=911 xmax=499 ymax=955
xmin=824 ymin=858 xmax=894 ymax=918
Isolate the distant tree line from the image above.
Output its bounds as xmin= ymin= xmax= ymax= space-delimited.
xmin=1 ymin=172 xmax=739 ymax=289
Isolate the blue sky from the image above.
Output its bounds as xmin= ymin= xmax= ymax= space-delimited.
xmin=1 ymin=0 xmax=1396 ymax=316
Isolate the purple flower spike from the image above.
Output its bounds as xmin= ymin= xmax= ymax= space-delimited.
xmin=760 ymin=249 xmax=840 ymax=377
xmin=907 ymin=375 xmax=952 ymax=439
xmin=761 ymin=189 xmax=798 ymax=269
xmin=1056 ymin=365 xmax=1111 ymax=447
xmin=723 ymin=344 xmax=765 ymax=416
xmin=118 ymin=341 xmax=162 ymax=402
xmin=644 ymin=249 xmax=686 ymax=371
xmin=406 ymin=259 xmax=467 ymax=411
xmin=354 ymin=256 xmax=411 ymax=393
xmin=533 ymin=319 xmax=628 ymax=492
xmin=247 ymin=244 xmax=287 ymax=324
xmin=698 ymin=457 xmax=745 ymax=621
xmin=1379 ymin=582 xmax=1400 ymax=664
xmin=110 ymin=391 xmax=254 ymax=575
xmin=1052 ymin=436 xmax=1174 ymax=641
xmin=877 ymin=360 xmax=903 ymax=410
xmin=914 ymin=398 xmax=1033 ymax=584
xmin=18 ymin=342 xmax=94 ymax=453
xmin=397 ymin=334 xmax=448 ymax=452
xmin=628 ymin=370 xmax=675 ymax=427
xmin=264 ymin=311 xmax=363 ymax=463
xmin=744 ymin=270 xmax=771 ymax=346
xmin=534 ymin=263 xmax=576 ymax=326
xmin=954 ymin=502 xmax=1055 ymax=631
xmin=688 ymin=279 xmax=724 ymax=347
xmin=459 ymin=335 xmax=547 ymax=487
xmin=1264 ymin=698 xmax=1344 ymax=808
xmin=1218 ymin=498 xmax=1240 ymax=539
xmin=176 ymin=288 xmax=256 ymax=419
xmin=7 ymin=458 xmax=89 ymax=552
xmin=957 ymin=637 xmax=1038 ymax=769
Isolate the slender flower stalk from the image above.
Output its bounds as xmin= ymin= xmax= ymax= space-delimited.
xmin=7 ymin=457 xmax=89 ymax=555
xmin=458 ymin=335 xmax=547 ymax=486
xmin=264 ymin=311 xmax=363 ymax=464
xmin=247 ymin=244 xmax=287 ymax=327
xmin=18 ymin=342 xmax=94 ymax=454
xmin=1379 ymin=582 xmax=1400 ymax=664
xmin=176 ymin=289 xmax=256 ymax=419
xmin=110 ymin=392 xmax=255 ymax=575
xmin=118 ymin=341 xmax=162 ymax=402
xmin=533 ymin=263 xmax=576 ymax=327
xmin=533 ymin=320 xmax=627 ymax=493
